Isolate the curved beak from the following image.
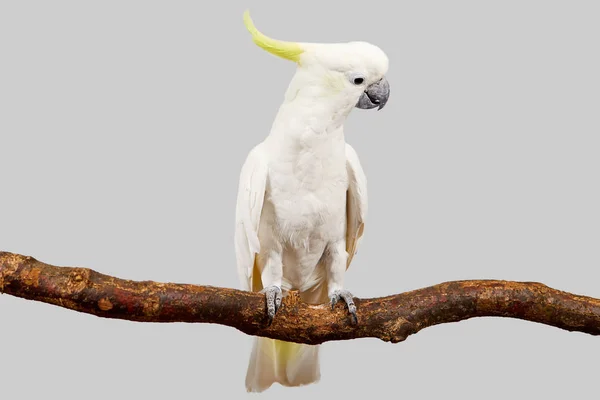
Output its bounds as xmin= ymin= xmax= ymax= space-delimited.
xmin=355 ymin=76 xmax=390 ymax=110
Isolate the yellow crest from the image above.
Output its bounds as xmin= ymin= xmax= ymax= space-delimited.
xmin=243 ymin=10 xmax=304 ymax=63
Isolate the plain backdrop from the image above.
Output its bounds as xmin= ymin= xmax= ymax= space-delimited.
xmin=1 ymin=1 xmax=599 ymax=398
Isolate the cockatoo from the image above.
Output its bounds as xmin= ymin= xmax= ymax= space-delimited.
xmin=234 ymin=11 xmax=390 ymax=392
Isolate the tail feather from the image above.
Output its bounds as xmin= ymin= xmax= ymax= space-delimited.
xmin=245 ymin=337 xmax=320 ymax=393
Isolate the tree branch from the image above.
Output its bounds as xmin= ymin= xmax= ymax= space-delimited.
xmin=1 ymin=251 xmax=599 ymax=344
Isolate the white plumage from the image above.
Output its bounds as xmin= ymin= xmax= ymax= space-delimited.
xmin=234 ymin=11 xmax=389 ymax=392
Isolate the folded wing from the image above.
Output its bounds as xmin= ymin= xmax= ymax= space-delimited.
xmin=234 ymin=144 xmax=269 ymax=291
xmin=345 ymin=143 xmax=368 ymax=269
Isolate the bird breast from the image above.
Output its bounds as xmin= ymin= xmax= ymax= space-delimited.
xmin=264 ymin=145 xmax=348 ymax=248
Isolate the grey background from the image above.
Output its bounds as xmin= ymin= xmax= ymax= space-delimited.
xmin=1 ymin=1 xmax=599 ymax=398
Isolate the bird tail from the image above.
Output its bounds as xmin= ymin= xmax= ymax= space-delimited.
xmin=245 ymin=336 xmax=320 ymax=392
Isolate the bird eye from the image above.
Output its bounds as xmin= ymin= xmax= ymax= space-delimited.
xmin=349 ymin=73 xmax=365 ymax=85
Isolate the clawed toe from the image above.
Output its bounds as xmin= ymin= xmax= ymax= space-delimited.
xmin=330 ymin=289 xmax=358 ymax=324
xmin=261 ymin=285 xmax=282 ymax=324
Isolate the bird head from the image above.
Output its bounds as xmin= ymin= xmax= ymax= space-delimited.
xmin=243 ymin=11 xmax=390 ymax=111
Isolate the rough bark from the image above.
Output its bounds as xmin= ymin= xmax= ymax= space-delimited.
xmin=1 ymin=251 xmax=599 ymax=345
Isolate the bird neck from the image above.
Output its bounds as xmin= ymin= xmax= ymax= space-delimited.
xmin=266 ymin=69 xmax=356 ymax=145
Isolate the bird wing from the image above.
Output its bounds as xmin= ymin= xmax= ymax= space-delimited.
xmin=234 ymin=143 xmax=269 ymax=291
xmin=345 ymin=143 xmax=368 ymax=269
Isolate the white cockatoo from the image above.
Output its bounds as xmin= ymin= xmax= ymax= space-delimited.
xmin=235 ymin=11 xmax=390 ymax=392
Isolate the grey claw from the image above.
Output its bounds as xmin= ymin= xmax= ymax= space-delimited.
xmin=330 ymin=295 xmax=338 ymax=310
xmin=261 ymin=285 xmax=282 ymax=323
xmin=349 ymin=309 xmax=358 ymax=325
xmin=329 ymin=289 xmax=358 ymax=324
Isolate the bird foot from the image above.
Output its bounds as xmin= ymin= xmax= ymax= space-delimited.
xmin=260 ymin=285 xmax=282 ymax=324
xmin=330 ymin=289 xmax=358 ymax=324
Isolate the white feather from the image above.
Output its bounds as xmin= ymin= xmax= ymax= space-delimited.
xmin=345 ymin=142 xmax=368 ymax=268
xmin=234 ymin=144 xmax=268 ymax=291
xmin=234 ymin=38 xmax=388 ymax=392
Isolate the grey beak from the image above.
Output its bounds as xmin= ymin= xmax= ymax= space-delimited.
xmin=355 ymin=76 xmax=390 ymax=110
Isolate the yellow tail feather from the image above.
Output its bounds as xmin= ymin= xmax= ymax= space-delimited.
xmin=245 ymin=337 xmax=320 ymax=392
